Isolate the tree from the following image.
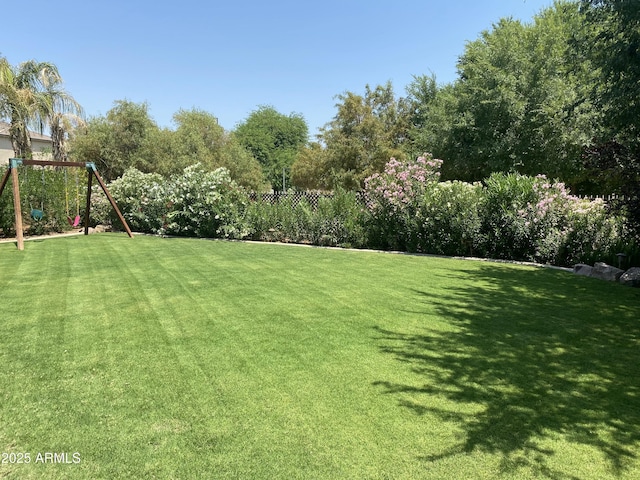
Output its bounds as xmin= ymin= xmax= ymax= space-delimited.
xmin=70 ymin=100 xmax=158 ymax=181
xmin=319 ymin=82 xmax=408 ymax=190
xmin=0 ymin=57 xmax=79 ymax=159
xmin=169 ymin=109 xmax=266 ymax=190
xmin=48 ymin=92 xmax=84 ymax=162
xmin=404 ymin=75 xmax=459 ymax=172
xmin=579 ymin=0 xmax=640 ymax=235
xmin=580 ymin=0 xmax=640 ymax=143
xmin=410 ymin=3 xmax=597 ymax=188
xmin=290 ymin=142 xmax=330 ymax=190
xmin=234 ymin=106 xmax=308 ymax=190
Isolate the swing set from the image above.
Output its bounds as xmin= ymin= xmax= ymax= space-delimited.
xmin=0 ymin=158 xmax=133 ymax=250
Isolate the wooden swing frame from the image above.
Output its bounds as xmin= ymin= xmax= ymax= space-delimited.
xmin=0 ymin=158 xmax=133 ymax=250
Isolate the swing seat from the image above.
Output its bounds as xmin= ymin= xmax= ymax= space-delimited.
xmin=67 ymin=215 xmax=81 ymax=227
xmin=31 ymin=209 xmax=44 ymax=221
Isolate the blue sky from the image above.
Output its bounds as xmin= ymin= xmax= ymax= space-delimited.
xmin=3 ymin=0 xmax=554 ymax=137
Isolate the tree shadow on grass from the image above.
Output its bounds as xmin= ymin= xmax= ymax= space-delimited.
xmin=374 ymin=264 xmax=640 ymax=477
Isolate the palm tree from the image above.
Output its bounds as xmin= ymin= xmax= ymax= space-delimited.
xmin=0 ymin=57 xmax=81 ymax=160
xmin=47 ymin=90 xmax=85 ymax=162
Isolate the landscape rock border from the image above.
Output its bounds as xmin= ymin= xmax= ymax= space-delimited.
xmin=573 ymin=262 xmax=639 ymax=287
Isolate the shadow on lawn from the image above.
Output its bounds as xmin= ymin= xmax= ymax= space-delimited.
xmin=373 ymin=264 xmax=640 ymax=477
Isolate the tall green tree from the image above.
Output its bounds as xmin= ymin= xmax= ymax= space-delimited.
xmin=290 ymin=142 xmax=330 ymax=190
xmin=168 ymin=109 xmax=266 ymax=190
xmin=70 ymin=100 xmax=158 ymax=181
xmin=404 ymin=74 xmax=459 ymax=168
xmin=234 ymin=106 xmax=308 ymax=190
xmin=319 ymin=82 xmax=408 ymax=190
xmin=580 ymin=0 xmax=640 ymax=234
xmin=410 ymin=2 xmax=597 ymax=188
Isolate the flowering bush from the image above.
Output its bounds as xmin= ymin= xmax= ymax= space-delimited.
xmin=561 ymin=197 xmax=627 ymax=266
xmin=92 ymin=168 xmax=167 ymax=233
xmin=88 ymin=155 xmax=635 ymax=267
xmin=364 ymin=155 xmax=442 ymax=212
xmin=363 ymin=154 xmax=443 ymax=251
xmin=415 ymin=180 xmax=483 ymax=256
xmin=480 ymin=172 xmax=627 ymax=265
xmin=92 ymin=164 xmax=249 ymax=238
xmin=163 ymin=164 xmax=248 ymax=238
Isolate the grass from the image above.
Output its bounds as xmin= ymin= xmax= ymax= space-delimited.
xmin=0 ymin=234 xmax=639 ymax=479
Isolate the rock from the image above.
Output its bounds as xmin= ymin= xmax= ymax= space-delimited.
xmin=619 ymin=267 xmax=640 ymax=287
xmin=573 ymin=264 xmax=593 ymax=276
xmin=590 ymin=262 xmax=625 ymax=282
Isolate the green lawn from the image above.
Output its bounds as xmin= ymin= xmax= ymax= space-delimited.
xmin=0 ymin=234 xmax=639 ymax=479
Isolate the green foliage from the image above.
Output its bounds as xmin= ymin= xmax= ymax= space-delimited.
xmin=290 ymin=143 xmax=330 ymax=190
xmin=478 ymin=172 xmax=629 ymax=265
xmin=408 ymin=2 xmax=597 ymax=190
xmin=0 ymin=57 xmax=73 ymax=160
xmin=71 ymin=100 xmax=158 ymax=181
xmin=163 ymin=164 xmax=248 ymax=238
xmin=579 ymin=0 xmax=640 ymax=238
xmin=0 ymin=166 xmax=86 ymax=236
xmin=162 ymin=109 xmax=267 ymax=190
xmin=93 ymin=164 xmax=249 ymax=239
xmin=414 ymin=180 xmax=483 ymax=256
xmin=363 ymin=154 xmax=444 ymax=252
xmin=244 ymin=190 xmax=366 ymax=248
xmin=90 ymin=154 xmax=636 ymax=267
xmin=234 ymin=105 xmax=308 ymax=189
xmin=479 ymin=173 xmax=540 ymax=260
xmin=70 ymin=103 xmax=266 ymax=190
xmin=91 ymin=168 xmax=167 ymax=233
xmin=319 ymin=82 xmax=408 ymax=190
xmin=361 ymin=157 xmax=632 ymax=266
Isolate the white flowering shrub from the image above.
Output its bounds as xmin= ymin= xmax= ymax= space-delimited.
xmin=163 ymin=164 xmax=248 ymax=238
xmin=416 ymin=180 xmax=483 ymax=256
xmin=93 ymin=168 xmax=167 ymax=233
xmin=94 ymin=164 xmax=249 ymax=238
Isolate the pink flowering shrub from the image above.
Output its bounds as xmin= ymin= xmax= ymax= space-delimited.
xmin=365 ymin=161 xmax=628 ymax=264
xmin=481 ymin=172 xmax=626 ymax=265
xmin=364 ymin=155 xmax=443 ymax=212
xmin=364 ymin=154 xmax=444 ymax=251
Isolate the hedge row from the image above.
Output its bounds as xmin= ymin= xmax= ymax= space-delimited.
xmin=90 ymin=159 xmax=637 ymax=267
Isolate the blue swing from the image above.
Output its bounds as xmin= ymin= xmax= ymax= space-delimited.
xmin=27 ymin=167 xmax=45 ymax=222
xmin=31 ymin=208 xmax=44 ymax=221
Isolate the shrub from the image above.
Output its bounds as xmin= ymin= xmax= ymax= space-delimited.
xmin=479 ymin=173 xmax=629 ymax=265
xmin=313 ymin=190 xmax=367 ymax=248
xmin=92 ymin=168 xmax=167 ymax=233
xmin=363 ymin=154 xmax=443 ymax=251
xmin=479 ymin=172 xmax=539 ymax=260
xmin=244 ymin=190 xmax=365 ymax=247
xmin=92 ymin=164 xmax=249 ymax=239
xmin=561 ymin=197 xmax=626 ymax=266
xmin=415 ymin=180 xmax=483 ymax=256
xmin=163 ymin=164 xmax=248 ymax=238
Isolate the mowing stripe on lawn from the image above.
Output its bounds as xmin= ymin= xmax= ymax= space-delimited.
xmin=0 ymin=234 xmax=639 ymax=479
